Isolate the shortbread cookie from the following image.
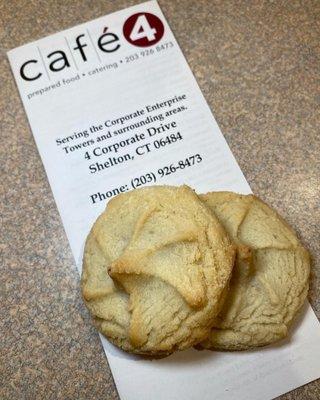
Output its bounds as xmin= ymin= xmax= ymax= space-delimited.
xmin=81 ymin=185 xmax=235 ymax=355
xmin=199 ymin=192 xmax=310 ymax=350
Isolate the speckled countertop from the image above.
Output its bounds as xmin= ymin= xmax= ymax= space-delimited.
xmin=1 ymin=0 xmax=319 ymax=399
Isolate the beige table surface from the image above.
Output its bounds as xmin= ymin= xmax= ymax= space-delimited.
xmin=1 ymin=0 xmax=319 ymax=399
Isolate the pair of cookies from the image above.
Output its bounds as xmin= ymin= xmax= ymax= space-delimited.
xmin=81 ymin=185 xmax=310 ymax=355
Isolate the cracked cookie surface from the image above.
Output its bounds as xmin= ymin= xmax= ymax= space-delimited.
xmin=199 ymin=192 xmax=310 ymax=351
xmin=81 ymin=185 xmax=235 ymax=355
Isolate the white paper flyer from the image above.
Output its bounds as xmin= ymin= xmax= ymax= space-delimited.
xmin=7 ymin=1 xmax=320 ymax=399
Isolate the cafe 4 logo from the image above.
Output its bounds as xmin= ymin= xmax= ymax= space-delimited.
xmin=20 ymin=12 xmax=164 ymax=81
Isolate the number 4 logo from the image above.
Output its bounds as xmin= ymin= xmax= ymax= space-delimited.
xmin=123 ymin=12 xmax=164 ymax=47
xmin=130 ymin=15 xmax=157 ymax=42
